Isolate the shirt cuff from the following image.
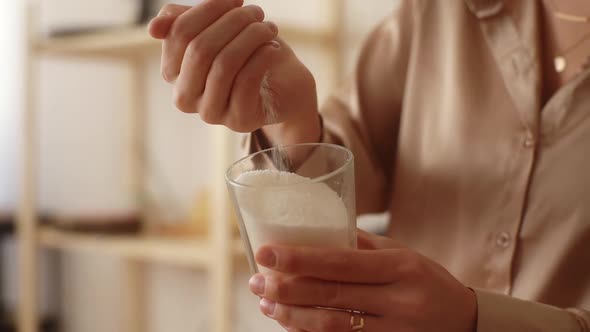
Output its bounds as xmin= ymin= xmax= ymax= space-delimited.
xmin=474 ymin=289 xmax=584 ymax=332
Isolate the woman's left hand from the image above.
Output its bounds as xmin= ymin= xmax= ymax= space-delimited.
xmin=248 ymin=230 xmax=477 ymax=332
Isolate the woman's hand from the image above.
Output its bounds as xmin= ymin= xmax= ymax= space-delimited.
xmin=248 ymin=231 xmax=477 ymax=332
xmin=148 ymin=0 xmax=321 ymax=145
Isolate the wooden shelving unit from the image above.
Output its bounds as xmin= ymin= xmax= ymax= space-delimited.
xmin=38 ymin=227 xmax=245 ymax=269
xmin=36 ymin=23 xmax=336 ymax=58
xmin=18 ymin=1 xmax=343 ymax=332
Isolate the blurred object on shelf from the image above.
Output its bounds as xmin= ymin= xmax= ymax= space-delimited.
xmin=146 ymin=189 xmax=239 ymax=237
xmin=0 ymin=312 xmax=59 ymax=332
xmin=0 ymin=212 xmax=53 ymax=235
xmin=49 ymin=213 xmax=141 ymax=234
xmin=0 ymin=212 xmax=12 ymax=235
xmin=1 ymin=216 xmax=58 ymax=332
xmin=39 ymin=0 xmax=143 ymax=36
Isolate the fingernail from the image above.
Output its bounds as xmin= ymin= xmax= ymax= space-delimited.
xmin=258 ymin=248 xmax=277 ymax=267
xmin=265 ymin=21 xmax=278 ymax=34
xmin=269 ymin=40 xmax=281 ymax=49
xmin=161 ymin=69 xmax=176 ymax=83
xmin=245 ymin=5 xmax=264 ymax=21
xmin=249 ymin=274 xmax=265 ymax=295
xmin=260 ymin=298 xmax=276 ymax=317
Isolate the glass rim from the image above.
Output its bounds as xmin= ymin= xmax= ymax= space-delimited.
xmin=225 ymin=143 xmax=354 ymax=189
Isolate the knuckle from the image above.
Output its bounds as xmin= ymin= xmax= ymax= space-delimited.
xmin=169 ymin=26 xmax=187 ymax=44
xmin=396 ymin=250 xmax=424 ymax=277
xmin=159 ymin=3 xmax=179 ymax=15
xmin=199 ymin=110 xmax=221 ymax=124
xmin=211 ymin=56 xmax=234 ymax=80
xmin=278 ymin=251 xmax=300 ymax=272
xmin=186 ymin=38 xmax=214 ymax=65
xmin=225 ymin=113 xmax=250 ymax=133
xmin=273 ymin=304 xmax=292 ymax=325
xmin=269 ymin=276 xmax=291 ymax=301
xmin=172 ymin=89 xmax=195 ymax=113
xmin=169 ymin=19 xmax=194 ymax=44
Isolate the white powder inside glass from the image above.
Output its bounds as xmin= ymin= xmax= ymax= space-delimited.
xmin=235 ymin=170 xmax=352 ymax=271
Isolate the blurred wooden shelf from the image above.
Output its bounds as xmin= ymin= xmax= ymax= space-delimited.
xmin=36 ymin=25 xmax=159 ymax=57
xmin=38 ymin=226 xmax=245 ymax=268
xmin=35 ymin=24 xmax=336 ymax=58
xmin=22 ymin=1 xmax=343 ymax=330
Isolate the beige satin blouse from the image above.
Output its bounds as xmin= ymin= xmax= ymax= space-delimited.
xmin=251 ymin=0 xmax=590 ymax=330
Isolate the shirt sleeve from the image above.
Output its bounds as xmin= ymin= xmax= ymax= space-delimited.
xmin=248 ymin=0 xmax=417 ymax=215
xmin=474 ymin=289 xmax=590 ymax=332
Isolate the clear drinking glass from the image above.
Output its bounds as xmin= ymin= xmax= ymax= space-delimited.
xmin=226 ymin=143 xmax=357 ymax=274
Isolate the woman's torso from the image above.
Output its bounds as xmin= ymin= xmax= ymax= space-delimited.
xmin=387 ymin=0 xmax=590 ymax=309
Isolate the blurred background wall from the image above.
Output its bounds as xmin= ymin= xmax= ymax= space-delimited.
xmin=1 ymin=1 xmax=397 ymax=331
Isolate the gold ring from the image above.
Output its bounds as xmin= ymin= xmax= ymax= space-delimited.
xmin=349 ymin=311 xmax=365 ymax=332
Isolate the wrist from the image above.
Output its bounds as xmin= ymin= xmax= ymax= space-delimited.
xmin=262 ymin=110 xmax=321 ymax=146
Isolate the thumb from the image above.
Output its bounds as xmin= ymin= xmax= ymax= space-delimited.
xmin=148 ymin=4 xmax=191 ymax=39
xmin=357 ymin=229 xmax=403 ymax=250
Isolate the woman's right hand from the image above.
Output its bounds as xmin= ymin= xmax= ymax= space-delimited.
xmin=148 ymin=0 xmax=321 ymax=145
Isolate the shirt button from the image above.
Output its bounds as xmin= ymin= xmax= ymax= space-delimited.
xmin=496 ymin=232 xmax=511 ymax=248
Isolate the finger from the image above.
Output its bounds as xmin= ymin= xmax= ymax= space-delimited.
xmin=260 ymin=299 xmax=380 ymax=332
xmin=158 ymin=3 xmax=191 ymax=17
xmin=256 ymin=245 xmax=411 ymax=283
xmin=172 ymin=5 xmax=266 ymax=113
xmin=148 ymin=4 xmax=191 ymax=39
xmin=249 ymin=273 xmax=387 ymax=315
xmin=162 ymin=0 xmax=243 ymax=82
xmin=198 ymin=22 xmax=279 ymax=124
xmin=357 ymin=229 xmax=403 ymax=250
xmin=226 ymin=39 xmax=282 ymax=132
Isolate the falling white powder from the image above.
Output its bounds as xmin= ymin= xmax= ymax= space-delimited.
xmin=260 ymin=73 xmax=290 ymax=172
xmin=235 ymin=170 xmax=353 ymax=272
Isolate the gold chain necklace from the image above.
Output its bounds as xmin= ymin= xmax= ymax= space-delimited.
xmin=553 ymin=31 xmax=590 ymax=73
xmin=545 ymin=0 xmax=590 ymax=73
xmin=547 ymin=0 xmax=590 ymax=23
